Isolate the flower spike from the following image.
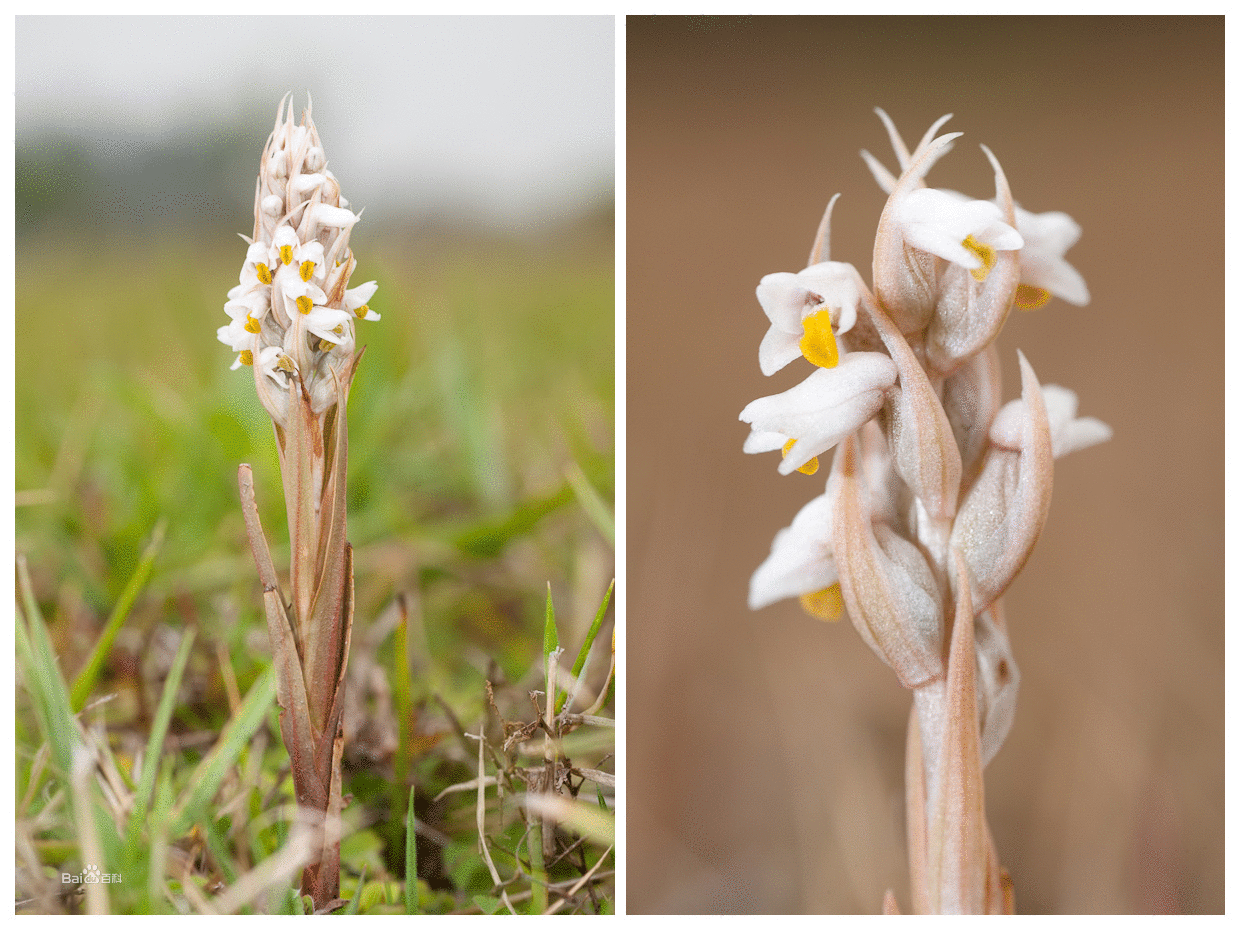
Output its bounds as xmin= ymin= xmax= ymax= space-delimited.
xmin=223 ymin=96 xmax=377 ymax=910
xmin=742 ymin=112 xmax=1109 ymax=914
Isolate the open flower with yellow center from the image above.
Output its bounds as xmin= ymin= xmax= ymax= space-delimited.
xmin=1011 ymin=205 xmax=1089 ymax=308
xmin=344 ymin=280 xmax=381 ymax=321
xmin=862 ymin=110 xmax=1087 ymax=314
xmin=223 ymin=287 xmax=270 ymax=326
xmin=749 ymin=487 xmax=845 ymax=621
xmin=740 ymin=352 xmax=898 ymax=475
xmin=894 ymin=187 xmax=1022 ymax=280
xmin=271 ymin=225 xmax=299 ymax=269
xmin=756 ymin=261 xmax=861 ymax=376
xmin=294 ymin=301 xmax=355 ymax=352
xmin=292 ymin=240 xmax=326 ymax=284
xmin=255 ymin=344 xmax=297 ymax=388
xmin=236 ymin=240 xmax=277 ymax=290
xmin=218 ymin=315 xmax=257 ymax=369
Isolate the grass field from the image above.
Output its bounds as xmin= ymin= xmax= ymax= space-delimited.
xmin=15 ymin=213 xmax=615 ymax=914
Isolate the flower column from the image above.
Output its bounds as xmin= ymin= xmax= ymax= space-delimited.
xmin=219 ymin=95 xmax=381 ymax=910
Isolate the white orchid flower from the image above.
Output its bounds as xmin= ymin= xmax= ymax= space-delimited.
xmin=749 ymin=488 xmax=844 ymax=621
xmin=740 ymin=352 xmax=898 ymax=475
xmin=756 ymin=261 xmax=861 ymax=376
xmin=895 ymin=188 xmax=1023 ymax=279
xmin=1011 ymin=205 xmax=1089 ymax=308
xmin=989 ymin=383 xmax=1111 ymax=458
xmin=345 ymin=280 xmax=381 ymax=321
xmin=863 ymin=109 xmax=1087 ymax=312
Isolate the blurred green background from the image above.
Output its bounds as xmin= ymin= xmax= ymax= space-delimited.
xmin=16 ymin=15 xmax=614 ymax=914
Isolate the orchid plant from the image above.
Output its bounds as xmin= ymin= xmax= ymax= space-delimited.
xmin=741 ymin=110 xmax=1110 ymax=914
xmin=219 ymin=95 xmax=379 ymax=911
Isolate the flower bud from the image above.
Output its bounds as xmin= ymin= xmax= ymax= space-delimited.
xmin=832 ymin=437 xmax=944 ymax=688
xmin=940 ymin=344 xmax=1002 ymax=486
xmin=949 ymin=351 xmax=1054 ymax=615
xmin=862 ymin=295 xmax=962 ymax=520
xmin=923 ymin=146 xmax=1022 ymax=377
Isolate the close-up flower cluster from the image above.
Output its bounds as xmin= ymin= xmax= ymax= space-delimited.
xmin=218 ymin=94 xmax=380 ymax=425
xmin=740 ymin=110 xmax=1110 ymax=913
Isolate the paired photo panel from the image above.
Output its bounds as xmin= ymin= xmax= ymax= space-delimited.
xmin=14 ymin=15 xmax=1223 ymax=916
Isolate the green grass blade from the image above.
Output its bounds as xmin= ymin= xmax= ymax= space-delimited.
xmin=71 ymin=518 xmax=167 ymax=711
xmin=342 ymin=865 xmax=366 ymax=915
xmin=404 ymin=784 xmax=418 ymax=914
xmin=543 ymin=584 xmax=559 ymax=709
xmin=132 ymin=628 xmax=196 ymax=829
xmin=556 ymin=579 xmax=614 ymax=714
xmin=528 ymin=823 xmax=547 ymax=915
xmin=170 ymin=663 xmax=277 ymax=834
xmin=392 ymin=597 xmax=413 ymax=801
xmin=565 ymin=461 xmax=614 ymax=547
xmin=451 ymin=484 xmax=573 ymax=558
xmin=16 ymin=555 xmax=82 ymax=775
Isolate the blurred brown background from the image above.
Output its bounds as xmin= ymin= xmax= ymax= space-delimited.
xmin=626 ymin=16 xmax=1222 ymax=914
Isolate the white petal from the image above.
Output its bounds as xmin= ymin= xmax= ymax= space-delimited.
xmin=304 ymin=307 xmax=355 ymax=346
xmin=1021 ymin=251 xmax=1090 ymax=305
xmin=742 ymin=430 xmax=788 ymax=454
xmin=345 ymin=280 xmax=379 ymax=307
xmin=749 ymin=493 xmax=838 ymax=609
xmin=757 ymin=325 xmax=802 ymax=376
xmin=795 ymin=262 xmax=859 ymax=335
xmin=777 ymin=391 xmax=887 ymax=475
xmin=897 ymin=188 xmax=1022 ymax=266
xmin=1015 ymin=206 xmax=1089 ymax=305
xmin=1015 ymin=206 xmax=1081 ymax=254
xmin=990 ymin=384 xmax=1111 ymax=458
xmin=740 ymin=353 xmax=898 ymax=436
xmin=1055 ymin=417 xmax=1112 ymax=457
xmin=756 ymin=272 xmax=811 ymax=333
xmin=740 ymin=353 xmax=898 ymax=473
xmin=311 ymin=203 xmax=358 ymax=228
